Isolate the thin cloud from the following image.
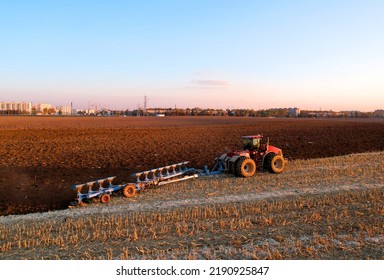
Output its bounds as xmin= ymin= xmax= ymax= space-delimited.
xmin=190 ymin=80 xmax=230 ymax=87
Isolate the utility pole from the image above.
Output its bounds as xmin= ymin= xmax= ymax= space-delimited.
xmin=144 ymin=94 xmax=148 ymax=116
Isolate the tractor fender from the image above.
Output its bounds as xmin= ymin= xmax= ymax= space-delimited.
xmin=229 ymin=155 xmax=241 ymax=163
xmin=218 ymin=153 xmax=228 ymax=161
xmin=267 ymin=145 xmax=283 ymax=156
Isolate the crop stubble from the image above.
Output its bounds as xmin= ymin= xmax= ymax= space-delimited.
xmin=0 ymin=152 xmax=383 ymax=259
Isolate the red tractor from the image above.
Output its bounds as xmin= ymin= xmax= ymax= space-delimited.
xmin=215 ymin=134 xmax=287 ymax=177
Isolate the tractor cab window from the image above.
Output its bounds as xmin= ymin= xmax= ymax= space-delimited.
xmin=253 ymin=138 xmax=260 ymax=149
xmin=243 ymin=138 xmax=260 ymax=150
xmin=243 ymin=138 xmax=253 ymax=150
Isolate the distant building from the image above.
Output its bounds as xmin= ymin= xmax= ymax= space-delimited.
xmin=147 ymin=108 xmax=166 ymax=115
xmin=288 ymin=107 xmax=300 ymax=117
xmin=35 ymin=103 xmax=52 ymax=114
xmin=56 ymin=105 xmax=72 ymax=116
xmin=0 ymin=101 xmax=32 ymax=114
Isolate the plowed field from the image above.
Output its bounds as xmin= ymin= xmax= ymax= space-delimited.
xmin=1 ymin=116 xmax=384 ymax=216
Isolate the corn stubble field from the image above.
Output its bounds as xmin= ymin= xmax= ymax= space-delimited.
xmin=0 ymin=117 xmax=383 ymax=259
xmin=1 ymin=154 xmax=383 ymax=260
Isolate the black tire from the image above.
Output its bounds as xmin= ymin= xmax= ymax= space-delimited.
xmin=123 ymin=184 xmax=136 ymax=198
xmin=266 ymin=154 xmax=285 ymax=173
xmin=229 ymin=160 xmax=236 ymax=175
xmin=235 ymin=157 xmax=256 ymax=177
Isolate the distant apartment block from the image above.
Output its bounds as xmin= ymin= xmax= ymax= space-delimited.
xmin=0 ymin=101 xmax=32 ymax=114
xmin=56 ymin=105 xmax=72 ymax=116
xmin=34 ymin=103 xmax=52 ymax=114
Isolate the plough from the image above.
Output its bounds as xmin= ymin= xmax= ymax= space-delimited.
xmin=70 ymin=176 xmax=122 ymax=205
xmin=70 ymin=161 xmax=223 ymax=206
xmin=70 ymin=134 xmax=287 ymax=206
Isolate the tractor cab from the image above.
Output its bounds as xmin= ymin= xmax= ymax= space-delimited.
xmin=242 ymin=135 xmax=269 ymax=152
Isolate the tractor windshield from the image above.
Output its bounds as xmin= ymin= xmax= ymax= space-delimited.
xmin=243 ymin=138 xmax=261 ymax=150
xmin=243 ymin=138 xmax=252 ymax=150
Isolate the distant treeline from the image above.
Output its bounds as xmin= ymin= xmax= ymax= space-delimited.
xmin=117 ymin=108 xmax=384 ymax=118
xmin=2 ymin=107 xmax=384 ymax=118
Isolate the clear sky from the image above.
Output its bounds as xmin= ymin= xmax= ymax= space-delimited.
xmin=1 ymin=0 xmax=383 ymax=111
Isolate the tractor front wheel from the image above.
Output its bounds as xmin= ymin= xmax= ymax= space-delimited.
xmin=123 ymin=184 xmax=136 ymax=198
xmin=235 ymin=157 xmax=256 ymax=177
xmin=266 ymin=154 xmax=285 ymax=173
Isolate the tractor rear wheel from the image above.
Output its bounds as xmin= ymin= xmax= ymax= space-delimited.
xmin=100 ymin=193 xmax=111 ymax=203
xmin=229 ymin=160 xmax=236 ymax=175
xmin=235 ymin=157 xmax=256 ymax=177
xmin=123 ymin=184 xmax=136 ymax=198
xmin=266 ymin=154 xmax=285 ymax=173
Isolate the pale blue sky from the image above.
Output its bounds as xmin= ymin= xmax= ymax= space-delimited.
xmin=0 ymin=0 xmax=383 ymax=111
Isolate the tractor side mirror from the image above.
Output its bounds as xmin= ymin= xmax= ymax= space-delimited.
xmin=264 ymin=137 xmax=270 ymax=146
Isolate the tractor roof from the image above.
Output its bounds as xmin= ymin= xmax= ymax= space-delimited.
xmin=242 ymin=135 xmax=263 ymax=139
